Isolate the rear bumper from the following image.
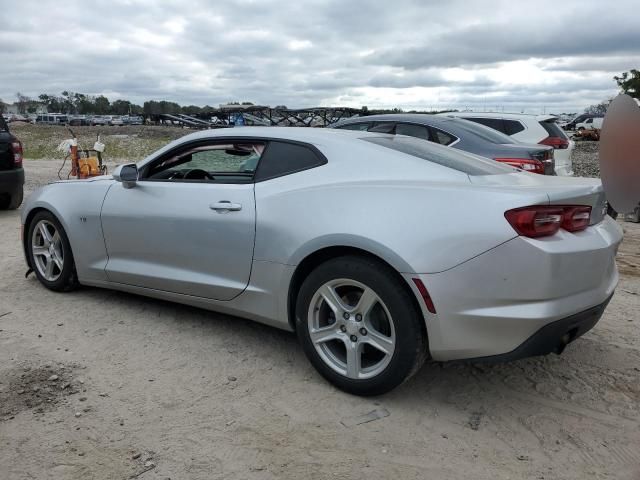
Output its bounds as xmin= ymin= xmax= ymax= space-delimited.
xmin=0 ymin=168 xmax=24 ymax=194
xmin=408 ymin=216 xmax=622 ymax=361
xmin=463 ymin=293 xmax=612 ymax=362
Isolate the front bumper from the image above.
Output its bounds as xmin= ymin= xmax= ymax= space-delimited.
xmin=407 ymin=216 xmax=622 ymax=361
xmin=0 ymin=167 xmax=24 ymax=195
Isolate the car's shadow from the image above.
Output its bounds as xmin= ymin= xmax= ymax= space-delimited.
xmin=65 ymin=283 xmax=640 ymax=429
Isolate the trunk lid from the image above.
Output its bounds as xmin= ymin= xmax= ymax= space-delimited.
xmin=470 ymin=172 xmax=608 ymax=225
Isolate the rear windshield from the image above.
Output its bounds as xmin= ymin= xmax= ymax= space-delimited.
xmin=540 ymin=120 xmax=568 ymax=139
xmin=363 ymin=136 xmax=516 ymax=176
xmin=448 ymin=118 xmax=517 ymax=144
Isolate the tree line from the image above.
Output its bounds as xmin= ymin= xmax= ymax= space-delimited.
xmin=2 ymin=91 xmax=256 ymax=116
xmin=2 ymin=69 xmax=638 ymax=116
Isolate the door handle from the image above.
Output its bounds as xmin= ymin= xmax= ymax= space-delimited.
xmin=210 ymin=201 xmax=242 ymax=212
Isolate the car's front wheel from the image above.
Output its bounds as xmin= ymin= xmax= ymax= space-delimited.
xmin=296 ymin=255 xmax=427 ymax=396
xmin=27 ymin=211 xmax=79 ymax=292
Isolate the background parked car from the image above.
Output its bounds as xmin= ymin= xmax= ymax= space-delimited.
xmin=332 ymin=114 xmax=555 ymax=174
xmin=440 ymin=112 xmax=573 ymax=176
xmin=90 ymin=116 xmax=110 ymax=126
xmin=565 ymin=113 xmax=604 ymax=131
xmin=122 ymin=115 xmax=144 ymax=125
xmin=0 ymin=115 xmax=24 ymax=210
xmin=35 ymin=114 xmax=69 ymax=125
xmin=106 ymin=116 xmax=124 ymax=126
xmin=575 ymin=117 xmax=604 ymax=131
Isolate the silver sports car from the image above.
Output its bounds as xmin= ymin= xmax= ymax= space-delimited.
xmin=21 ymin=127 xmax=622 ymax=395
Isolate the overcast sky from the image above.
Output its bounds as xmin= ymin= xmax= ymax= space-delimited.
xmin=1 ymin=0 xmax=637 ymax=113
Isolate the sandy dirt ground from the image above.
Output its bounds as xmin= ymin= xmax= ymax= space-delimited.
xmin=1 ymin=158 xmax=639 ymax=480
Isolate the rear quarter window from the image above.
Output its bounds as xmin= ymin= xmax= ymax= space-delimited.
xmin=254 ymin=141 xmax=327 ymax=181
xmin=363 ymin=136 xmax=514 ymax=176
xmin=465 ymin=117 xmax=506 ymax=133
xmin=503 ymin=120 xmax=525 ymax=135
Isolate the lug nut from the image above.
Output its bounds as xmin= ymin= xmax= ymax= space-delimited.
xmin=340 ymin=325 xmax=347 ymax=333
xmin=360 ymin=328 xmax=367 ymax=336
xmin=343 ymin=312 xmax=350 ymax=320
xmin=355 ymin=314 xmax=362 ymax=321
xmin=350 ymin=335 xmax=358 ymax=342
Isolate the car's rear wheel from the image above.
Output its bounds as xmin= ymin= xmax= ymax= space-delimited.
xmin=296 ymin=255 xmax=427 ymax=396
xmin=0 ymin=187 xmax=23 ymax=210
xmin=27 ymin=211 xmax=79 ymax=292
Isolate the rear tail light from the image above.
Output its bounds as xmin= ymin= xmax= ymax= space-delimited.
xmin=495 ymin=158 xmax=545 ymax=174
xmin=540 ymin=136 xmax=569 ymax=150
xmin=10 ymin=140 xmax=23 ymax=166
xmin=505 ymin=205 xmax=592 ymax=238
xmin=561 ymin=206 xmax=591 ymax=232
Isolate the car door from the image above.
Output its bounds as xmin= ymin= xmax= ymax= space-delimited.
xmin=100 ymin=139 xmax=264 ymax=301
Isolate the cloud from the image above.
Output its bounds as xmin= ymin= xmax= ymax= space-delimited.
xmin=0 ymin=0 xmax=635 ymax=112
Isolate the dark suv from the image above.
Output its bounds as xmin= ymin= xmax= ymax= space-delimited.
xmin=0 ymin=116 xmax=24 ymax=209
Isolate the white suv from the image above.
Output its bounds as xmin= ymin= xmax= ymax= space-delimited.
xmin=440 ymin=112 xmax=574 ymax=176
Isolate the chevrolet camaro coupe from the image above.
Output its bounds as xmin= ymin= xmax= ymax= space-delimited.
xmin=21 ymin=127 xmax=622 ymax=395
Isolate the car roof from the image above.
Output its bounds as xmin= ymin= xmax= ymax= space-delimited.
xmin=138 ymin=126 xmax=386 ymax=166
xmin=441 ymin=111 xmax=557 ymax=122
xmin=334 ymin=113 xmax=455 ymax=127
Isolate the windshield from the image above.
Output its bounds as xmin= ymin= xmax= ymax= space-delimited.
xmin=363 ymin=136 xmax=516 ymax=176
xmin=448 ymin=118 xmax=517 ymax=144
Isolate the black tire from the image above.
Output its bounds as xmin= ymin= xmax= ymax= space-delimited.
xmin=0 ymin=187 xmax=23 ymax=210
xmin=8 ymin=187 xmax=23 ymax=210
xmin=296 ymin=255 xmax=428 ymax=396
xmin=26 ymin=210 xmax=79 ymax=292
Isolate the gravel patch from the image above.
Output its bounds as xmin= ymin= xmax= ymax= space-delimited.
xmin=571 ymin=141 xmax=600 ymax=178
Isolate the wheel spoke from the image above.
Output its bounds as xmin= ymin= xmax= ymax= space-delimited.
xmin=309 ymin=324 xmax=341 ymax=345
xmin=319 ymin=284 xmax=348 ymax=315
xmin=51 ymin=231 xmax=61 ymax=248
xmin=345 ymin=342 xmax=362 ymax=379
xmin=363 ymin=329 xmax=394 ymax=355
xmin=39 ymin=223 xmax=53 ymax=245
xmin=52 ymin=254 xmax=64 ymax=272
xmin=44 ymin=258 xmax=55 ymax=279
xmin=32 ymin=246 xmax=49 ymax=257
xmin=356 ymin=287 xmax=379 ymax=317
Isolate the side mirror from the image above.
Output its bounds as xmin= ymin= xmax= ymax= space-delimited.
xmin=113 ymin=163 xmax=138 ymax=189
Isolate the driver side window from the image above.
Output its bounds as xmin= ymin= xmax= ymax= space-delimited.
xmin=145 ymin=141 xmax=266 ymax=182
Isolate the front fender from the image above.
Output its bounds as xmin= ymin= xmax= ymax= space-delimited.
xmin=22 ymin=180 xmax=114 ymax=283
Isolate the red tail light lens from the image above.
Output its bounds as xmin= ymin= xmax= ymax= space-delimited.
xmin=505 ymin=205 xmax=592 ymax=238
xmin=494 ymin=158 xmax=545 ymax=174
xmin=562 ymin=206 xmax=591 ymax=232
xmin=540 ymin=136 xmax=569 ymax=150
xmin=10 ymin=140 xmax=23 ymax=166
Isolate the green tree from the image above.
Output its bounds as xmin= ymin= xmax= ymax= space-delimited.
xmin=38 ymin=93 xmax=62 ymax=113
xmin=93 ymin=95 xmax=110 ymax=114
xmin=111 ymin=99 xmax=132 ymax=115
xmin=614 ymin=69 xmax=640 ymax=99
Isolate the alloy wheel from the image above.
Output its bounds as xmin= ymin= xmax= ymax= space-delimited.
xmin=307 ymin=279 xmax=396 ymax=380
xmin=31 ymin=220 xmax=64 ymax=282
